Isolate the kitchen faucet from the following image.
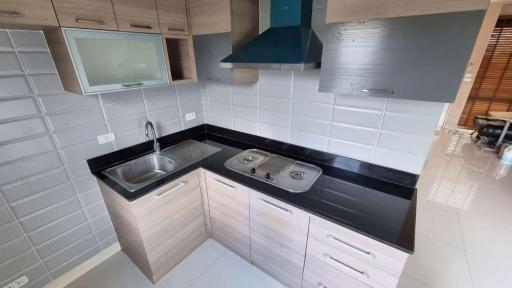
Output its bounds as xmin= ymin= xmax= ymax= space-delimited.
xmin=144 ymin=120 xmax=160 ymax=153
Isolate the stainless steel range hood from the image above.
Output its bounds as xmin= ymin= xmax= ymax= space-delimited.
xmin=220 ymin=0 xmax=322 ymax=71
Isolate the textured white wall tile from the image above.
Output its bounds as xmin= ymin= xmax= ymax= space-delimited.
xmin=291 ymin=116 xmax=331 ymax=136
xmin=259 ymin=123 xmax=290 ymax=142
xmin=291 ymin=130 xmax=329 ymax=150
xmin=234 ymin=118 xmax=258 ymax=134
xmin=292 ymin=100 xmax=332 ymax=121
xmin=328 ymin=139 xmax=373 ymax=162
xmin=260 ymin=96 xmax=291 ymax=114
xmin=330 ymin=123 xmax=379 ymax=146
xmin=332 ymin=107 xmax=383 ymax=129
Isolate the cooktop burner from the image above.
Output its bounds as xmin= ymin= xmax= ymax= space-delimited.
xmin=224 ymin=149 xmax=322 ymax=193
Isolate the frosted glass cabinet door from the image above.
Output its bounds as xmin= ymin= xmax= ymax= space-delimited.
xmin=63 ymin=28 xmax=169 ymax=94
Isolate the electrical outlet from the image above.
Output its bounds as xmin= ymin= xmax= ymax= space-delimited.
xmin=185 ymin=112 xmax=196 ymax=121
xmin=97 ymin=133 xmax=116 ymax=144
xmin=3 ymin=275 xmax=29 ymax=288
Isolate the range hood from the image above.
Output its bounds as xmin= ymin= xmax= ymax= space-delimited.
xmin=220 ymin=0 xmax=322 ymax=71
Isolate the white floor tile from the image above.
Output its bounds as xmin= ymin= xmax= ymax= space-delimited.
xmin=467 ymin=249 xmax=512 ymax=288
xmin=415 ymin=203 xmax=464 ymax=249
xmin=403 ymin=234 xmax=473 ymax=288
xmin=189 ymin=249 xmax=284 ymax=288
xmin=161 ymin=239 xmax=227 ymax=288
xmin=397 ymin=274 xmax=433 ymax=288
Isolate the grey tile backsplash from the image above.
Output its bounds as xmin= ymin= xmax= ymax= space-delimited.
xmin=0 ymin=29 xmax=204 ymax=286
xmin=0 ymin=0 xmax=445 ymax=285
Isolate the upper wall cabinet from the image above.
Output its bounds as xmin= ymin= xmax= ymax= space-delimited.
xmin=156 ymin=0 xmax=189 ymax=35
xmin=52 ymin=0 xmax=118 ymax=30
xmin=44 ymin=28 xmax=169 ymax=95
xmin=0 ymin=0 xmax=58 ymax=27
xmin=112 ymin=0 xmax=161 ymax=33
xmin=326 ymin=0 xmax=489 ymax=23
xmin=188 ymin=0 xmax=231 ymax=35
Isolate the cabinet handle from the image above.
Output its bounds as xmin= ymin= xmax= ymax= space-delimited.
xmin=361 ymin=88 xmax=394 ymax=95
xmin=130 ymin=23 xmax=153 ymax=30
xmin=168 ymin=27 xmax=186 ymax=32
xmin=214 ymin=178 xmax=235 ymax=190
xmin=0 ymin=10 xmax=21 ymax=17
xmin=154 ymin=181 xmax=186 ymax=199
xmin=260 ymin=198 xmax=292 ymax=215
xmin=75 ymin=17 xmax=106 ymax=25
xmin=122 ymin=82 xmax=143 ymax=88
xmin=323 ymin=253 xmax=370 ymax=280
xmin=326 ymin=234 xmax=376 ymax=259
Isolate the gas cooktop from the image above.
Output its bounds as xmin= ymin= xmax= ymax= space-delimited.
xmin=224 ymin=149 xmax=322 ymax=193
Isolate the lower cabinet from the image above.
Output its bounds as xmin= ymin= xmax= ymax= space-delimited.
xmin=99 ymin=170 xmax=207 ymax=283
xmin=249 ymin=191 xmax=309 ymax=288
xmin=204 ymin=170 xmax=251 ymax=261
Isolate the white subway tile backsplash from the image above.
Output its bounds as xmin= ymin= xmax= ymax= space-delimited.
xmin=147 ymin=106 xmax=180 ymax=123
xmin=328 ymin=139 xmax=373 ymax=162
xmin=108 ymin=113 xmax=147 ymax=133
xmin=259 ymin=110 xmax=291 ymax=128
xmin=144 ymin=94 xmax=178 ymax=112
xmin=259 ymin=15 xmax=270 ymax=33
xmin=157 ymin=119 xmax=182 ymax=136
xmin=259 ymin=70 xmax=293 ymax=84
xmin=210 ymin=102 xmax=231 ymax=116
xmin=291 ymin=130 xmax=328 ymax=150
xmin=259 ymin=123 xmax=290 ymax=142
xmin=66 ymin=161 xmax=90 ymax=180
xmin=9 ymin=30 xmax=47 ymax=50
xmin=293 ymin=84 xmax=333 ymax=104
xmin=0 ymin=135 xmax=54 ymax=164
xmin=291 ymin=116 xmax=330 ymax=136
xmin=386 ymin=98 xmax=445 ymax=117
xmin=0 ymin=30 xmax=13 ymax=50
xmin=53 ymin=123 xmax=108 ymax=148
xmin=0 ymin=168 xmax=69 ymax=203
xmin=0 ymin=223 xmax=23 ymax=246
xmin=10 ymin=183 xmax=75 ymax=219
xmin=259 ymin=0 xmax=270 ymax=15
xmin=335 ymin=94 xmax=387 ymax=111
xmin=0 ymin=117 xmax=47 ymax=143
xmin=142 ymin=84 xmax=177 ymax=98
xmin=0 ymin=52 xmax=23 ymax=75
xmin=19 ymin=197 xmax=82 ymax=233
xmin=0 ymin=206 xmax=14 ymax=227
xmin=43 ymin=235 xmax=97 ymax=271
xmin=259 ymin=82 xmax=292 ymax=98
xmin=233 ymin=118 xmax=258 ymax=134
xmin=332 ymin=107 xmax=383 ymax=129
xmin=114 ymin=129 xmax=145 ymax=150
xmin=46 ymin=107 xmax=104 ymax=130
xmin=27 ymin=211 xmax=88 ymax=246
xmin=0 ymin=76 xmax=32 ymax=98
xmin=233 ymin=106 xmax=258 ymax=122
xmin=29 ymin=73 xmax=63 ymax=95
xmin=60 ymin=140 xmax=114 ymax=164
xmin=35 ymin=224 xmax=92 ymax=260
xmin=373 ymin=148 xmax=426 ymax=174
xmin=231 ymin=83 xmax=258 ymax=95
xmin=18 ymin=51 xmax=55 ymax=73
xmin=232 ymin=92 xmax=258 ymax=108
xmin=103 ymin=99 xmax=146 ymax=120
xmin=210 ymin=114 xmax=233 ymax=129
xmin=0 ymin=152 xmax=62 ymax=185
xmin=39 ymin=93 xmax=99 ymax=113
xmin=100 ymin=89 xmax=142 ymax=104
xmin=294 ymin=70 xmax=321 ymax=86
xmin=382 ymin=113 xmax=439 ymax=137
xmin=260 ymin=96 xmax=291 ymax=114
xmin=0 ymin=251 xmax=39 ymax=282
xmin=176 ymin=82 xmax=202 ymax=104
xmin=0 ymin=237 xmax=31 ymax=263
xmin=292 ymin=100 xmax=332 ymax=121
xmin=377 ymin=131 xmax=434 ymax=156
xmin=330 ymin=123 xmax=379 ymax=146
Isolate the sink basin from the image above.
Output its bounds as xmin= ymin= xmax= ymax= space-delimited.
xmin=104 ymin=153 xmax=176 ymax=191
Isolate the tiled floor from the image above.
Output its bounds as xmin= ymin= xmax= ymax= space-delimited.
xmin=66 ymin=130 xmax=512 ymax=288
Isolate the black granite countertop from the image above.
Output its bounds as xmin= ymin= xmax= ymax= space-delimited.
xmin=88 ymin=124 xmax=417 ymax=253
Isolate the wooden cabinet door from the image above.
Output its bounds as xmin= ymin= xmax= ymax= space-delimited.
xmin=156 ymin=0 xmax=189 ymax=35
xmin=0 ymin=0 xmax=58 ymax=26
xmin=188 ymin=0 xmax=231 ymax=35
xmin=326 ymin=0 xmax=489 ymax=23
xmin=112 ymin=0 xmax=160 ymax=33
xmin=52 ymin=0 xmax=118 ymax=30
xmin=133 ymin=170 xmax=207 ymax=282
xmin=249 ymin=191 xmax=310 ymax=288
xmin=204 ymin=171 xmax=251 ymax=261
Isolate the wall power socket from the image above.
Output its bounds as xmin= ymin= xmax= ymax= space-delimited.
xmin=185 ymin=112 xmax=196 ymax=121
xmin=3 ymin=276 xmax=29 ymax=288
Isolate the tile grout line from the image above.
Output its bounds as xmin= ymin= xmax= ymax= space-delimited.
xmin=456 ymin=209 xmax=476 ymax=288
xmin=174 ymin=84 xmax=186 ymax=130
xmin=371 ymin=98 xmax=389 ymax=161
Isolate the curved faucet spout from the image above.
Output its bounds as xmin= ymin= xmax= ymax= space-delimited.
xmin=144 ymin=121 xmax=160 ymax=153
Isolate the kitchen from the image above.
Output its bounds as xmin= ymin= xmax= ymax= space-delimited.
xmin=0 ymin=0 xmax=511 ymax=288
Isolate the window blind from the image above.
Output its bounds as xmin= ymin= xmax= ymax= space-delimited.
xmin=459 ymin=18 xmax=512 ymax=128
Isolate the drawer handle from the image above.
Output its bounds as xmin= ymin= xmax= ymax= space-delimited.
xmin=323 ymin=253 xmax=370 ymax=280
xmin=154 ymin=181 xmax=186 ymax=199
xmin=327 ymin=234 xmax=376 ymax=259
xmin=214 ymin=178 xmax=235 ymax=190
xmin=130 ymin=23 xmax=153 ymax=30
xmin=0 ymin=10 xmax=21 ymax=17
xmin=75 ymin=17 xmax=106 ymax=25
xmin=260 ymin=199 xmax=292 ymax=215
xmin=122 ymin=82 xmax=143 ymax=88
xmin=168 ymin=27 xmax=186 ymax=32
xmin=361 ymin=88 xmax=394 ymax=95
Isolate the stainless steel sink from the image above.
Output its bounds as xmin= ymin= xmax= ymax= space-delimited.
xmin=104 ymin=153 xmax=176 ymax=191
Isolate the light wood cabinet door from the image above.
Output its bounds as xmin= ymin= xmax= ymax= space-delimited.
xmin=188 ymin=0 xmax=231 ymax=35
xmin=249 ymin=191 xmax=309 ymax=288
xmin=52 ymin=0 xmax=118 ymax=30
xmin=112 ymin=0 xmax=160 ymax=33
xmin=0 ymin=0 xmax=58 ymax=26
xmin=204 ymin=171 xmax=251 ymax=261
xmin=156 ymin=0 xmax=189 ymax=35
xmin=326 ymin=0 xmax=489 ymax=23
